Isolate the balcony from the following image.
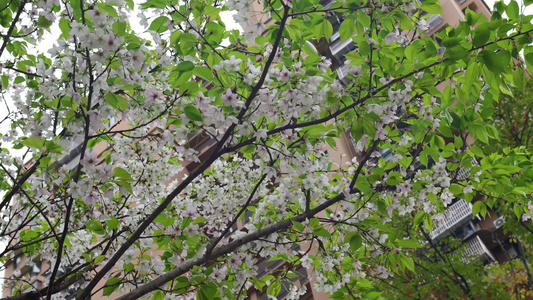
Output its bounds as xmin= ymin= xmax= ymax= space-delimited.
xmin=462 ymin=235 xmax=496 ymax=262
xmin=336 ymin=61 xmax=350 ymax=80
xmin=425 ymin=14 xmax=444 ymax=33
xmin=329 ymin=34 xmax=355 ymax=58
xmin=430 ymin=199 xmax=473 ymax=240
xmin=451 ymin=158 xmax=480 ymax=181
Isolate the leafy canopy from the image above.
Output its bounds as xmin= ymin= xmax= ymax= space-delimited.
xmin=2 ymin=0 xmax=533 ymax=299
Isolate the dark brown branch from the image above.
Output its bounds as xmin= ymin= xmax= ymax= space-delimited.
xmin=0 ymin=0 xmax=27 ymax=58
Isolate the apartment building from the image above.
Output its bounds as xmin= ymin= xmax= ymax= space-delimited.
xmin=2 ymin=0 xmax=507 ymax=299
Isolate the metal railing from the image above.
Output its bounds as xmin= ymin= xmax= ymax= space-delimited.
xmin=430 ymin=199 xmax=473 ymax=239
xmin=462 ymin=235 xmax=496 ymax=262
xmin=425 ymin=14 xmax=444 ymax=33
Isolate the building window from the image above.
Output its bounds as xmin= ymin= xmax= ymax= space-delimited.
xmin=30 ymin=261 xmax=42 ymax=279
xmin=14 ymin=256 xmax=21 ymax=270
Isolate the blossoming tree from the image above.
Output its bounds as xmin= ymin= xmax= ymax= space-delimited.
xmin=2 ymin=0 xmax=533 ymax=299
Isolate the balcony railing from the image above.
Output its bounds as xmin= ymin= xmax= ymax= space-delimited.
xmin=430 ymin=199 xmax=472 ymax=239
xmin=329 ymin=35 xmax=355 ymax=57
xmin=462 ymin=235 xmax=496 ymax=262
xmin=336 ymin=61 xmax=350 ymax=80
xmin=426 ymin=14 xmax=444 ymax=33
xmin=452 ymin=158 xmax=480 ymax=181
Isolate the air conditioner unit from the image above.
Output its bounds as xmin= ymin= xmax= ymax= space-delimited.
xmin=493 ymin=216 xmax=505 ymax=229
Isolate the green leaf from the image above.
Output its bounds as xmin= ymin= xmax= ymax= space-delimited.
xmin=420 ymin=4 xmax=442 ymax=14
xmin=193 ymin=66 xmax=214 ymax=81
xmin=514 ymin=204 xmax=522 ymax=219
xmin=317 ymin=18 xmax=333 ymax=41
xmin=267 ymin=281 xmax=281 ymax=298
xmin=205 ymin=22 xmax=224 ymax=44
xmin=413 ymin=211 xmax=426 ymax=228
xmin=154 ymin=215 xmax=175 ymax=227
xmin=396 ymin=239 xmax=421 ymax=248
xmin=114 ymin=167 xmax=133 ymax=180
xmin=313 ymin=228 xmax=331 ymax=237
xmin=20 ymin=137 xmax=44 ymax=150
xmin=112 ymin=21 xmax=126 ymax=35
xmin=395 ymin=12 xmax=412 ymax=30
xmin=141 ymin=0 xmax=167 ymax=9
xmin=402 ymin=256 xmax=415 ymax=272
xmin=104 ymin=93 xmax=129 ymax=110
xmin=308 ymin=217 xmax=319 ymax=228
xmin=149 ymin=16 xmax=169 ymax=33
xmin=362 ymin=119 xmax=376 ymax=139
xmin=98 ymin=4 xmax=119 ymax=17
xmin=339 ymin=19 xmax=356 ymax=41
xmin=524 ymin=52 xmax=533 ymax=69
xmin=468 ymin=146 xmax=485 ymax=157
xmin=197 ymin=283 xmax=220 ymax=300
xmin=13 ymin=76 xmax=24 ymax=84
xmin=463 ymin=63 xmax=479 ymax=94
xmin=351 ymin=121 xmax=364 ymax=142
xmin=183 ymin=105 xmax=203 ymax=122
xmin=445 ymin=45 xmax=468 ymax=61
xmin=105 ymin=216 xmax=120 ymax=231
xmin=479 ymin=50 xmax=510 ymax=74
xmin=472 ymin=201 xmax=485 ymax=217
xmin=94 ymin=255 xmax=106 ymax=264
xmin=37 ymin=15 xmax=53 ymax=28
xmin=174 ymin=276 xmax=190 ymax=289
xmin=103 ymin=278 xmax=122 ymax=296
xmin=475 ymin=126 xmax=489 ymax=144
xmin=176 ymin=61 xmax=195 ymax=72
xmin=47 ymin=142 xmax=66 ymax=155
xmin=192 ymin=216 xmax=208 ymax=225
xmin=291 ymin=220 xmax=305 ymax=232
xmin=59 ymin=18 xmax=71 ymax=38
xmin=123 ymin=262 xmax=134 ymax=273
xmin=472 ymin=25 xmax=490 ymax=47
xmin=302 ymin=40 xmax=319 ymax=57
xmin=349 ymin=233 xmax=363 ymax=252
xmin=355 ymin=176 xmax=372 ymax=194
xmin=505 ymin=0 xmax=519 ymax=19
xmin=85 ymin=220 xmax=105 ymax=235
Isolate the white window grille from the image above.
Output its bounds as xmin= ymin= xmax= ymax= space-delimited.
xmin=336 ymin=62 xmax=350 ymax=80
xmin=462 ymin=236 xmax=496 ymax=262
xmin=430 ymin=199 xmax=473 ymax=239
xmin=426 ymin=15 xmax=444 ymax=33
